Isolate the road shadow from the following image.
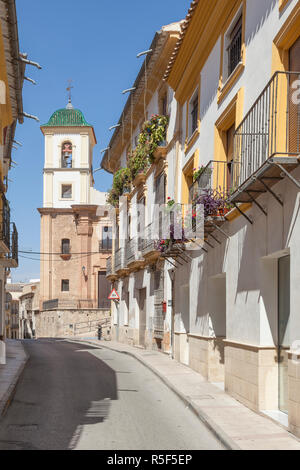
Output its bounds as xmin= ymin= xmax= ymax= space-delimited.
xmin=0 ymin=339 xmax=118 ymax=450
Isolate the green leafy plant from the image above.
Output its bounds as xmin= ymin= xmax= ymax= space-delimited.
xmin=128 ymin=114 xmax=169 ymax=180
xmin=128 ymin=145 xmax=151 ymax=180
xmin=193 ymin=165 xmax=212 ymax=182
xmin=106 ymin=167 xmax=132 ymax=207
xmin=107 ymin=188 xmax=119 ymax=207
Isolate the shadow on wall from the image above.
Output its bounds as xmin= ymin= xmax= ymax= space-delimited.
xmin=195 ymin=241 xmax=227 ymax=333
xmin=244 ymin=0 xmax=277 ymax=49
xmin=232 ymin=180 xmax=298 ymax=345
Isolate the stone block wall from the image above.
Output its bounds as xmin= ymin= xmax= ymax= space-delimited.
xmin=225 ymin=341 xmax=278 ymax=411
xmin=35 ymin=308 xmax=110 ymax=338
xmin=188 ymin=335 xmax=225 ymax=382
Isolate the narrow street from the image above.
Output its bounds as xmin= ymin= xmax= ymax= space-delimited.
xmin=0 ymin=340 xmax=223 ymax=450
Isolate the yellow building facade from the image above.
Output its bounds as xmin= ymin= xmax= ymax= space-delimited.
xmin=0 ymin=0 xmax=25 ymax=355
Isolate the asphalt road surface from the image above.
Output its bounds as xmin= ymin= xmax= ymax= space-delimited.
xmin=0 ymin=339 xmax=224 ymax=450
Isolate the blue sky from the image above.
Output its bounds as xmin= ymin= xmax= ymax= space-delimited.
xmin=10 ymin=0 xmax=190 ymax=282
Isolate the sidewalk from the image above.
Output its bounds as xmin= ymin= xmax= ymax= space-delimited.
xmin=0 ymin=340 xmax=28 ymax=417
xmin=71 ymin=336 xmax=300 ymax=450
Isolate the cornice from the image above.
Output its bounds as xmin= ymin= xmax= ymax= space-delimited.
xmin=38 ymin=207 xmax=74 ymax=215
xmin=43 ymin=168 xmax=90 ymax=173
xmin=167 ymin=0 xmax=239 ymax=104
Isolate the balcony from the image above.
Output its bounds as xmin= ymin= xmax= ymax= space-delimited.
xmin=140 ymin=224 xmax=160 ymax=263
xmin=126 ymin=237 xmax=144 ymax=270
xmin=9 ymin=223 xmax=18 ymax=267
xmin=0 ymin=194 xmax=10 ymax=253
xmin=106 ymin=256 xmax=117 ymax=281
xmin=115 ymin=247 xmax=129 ymax=275
xmin=0 ymin=223 xmax=18 ymax=268
xmin=42 ymin=299 xmax=78 ymax=310
xmin=153 ymin=315 xmax=164 ymax=340
xmin=99 ymin=238 xmax=112 ymax=252
xmin=231 ymin=71 xmax=300 ymax=204
xmin=189 ymin=160 xmax=234 ymax=241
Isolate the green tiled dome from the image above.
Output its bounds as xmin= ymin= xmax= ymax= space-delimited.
xmin=44 ymin=107 xmax=91 ymax=127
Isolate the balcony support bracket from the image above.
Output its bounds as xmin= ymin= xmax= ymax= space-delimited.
xmin=272 ymin=162 xmax=300 ymax=191
xmin=258 ymin=178 xmax=283 ymax=206
xmin=246 ymin=191 xmax=267 ymax=216
xmin=204 ymin=239 xmax=214 ymax=249
xmin=209 ymin=233 xmax=221 ymax=245
xmin=233 ymin=203 xmax=253 ymax=224
xmin=164 ymin=257 xmax=178 ymax=268
xmin=189 ymin=238 xmax=208 ymax=253
xmin=211 ymin=223 xmax=230 ymax=239
xmin=176 ymin=245 xmax=193 ymax=261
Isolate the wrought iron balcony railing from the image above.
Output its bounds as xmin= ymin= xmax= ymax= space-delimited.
xmin=126 ymin=237 xmax=144 ymax=266
xmin=232 ymin=71 xmax=300 ymax=191
xmin=115 ymin=247 xmax=127 ymax=272
xmin=140 ymin=224 xmax=159 ymax=257
xmin=99 ymin=238 xmax=112 ymax=251
xmin=42 ymin=299 xmax=59 ymax=310
xmin=0 ymin=194 xmax=10 ymax=250
xmin=106 ymin=256 xmax=113 ymax=277
xmin=9 ymin=223 xmax=18 ymax=265
xmin=189 ymin=160 xmax=236 ymax=209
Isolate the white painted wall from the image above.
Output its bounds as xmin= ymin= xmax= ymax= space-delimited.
xmin=43 ymin=130 xmax=96 ymax=208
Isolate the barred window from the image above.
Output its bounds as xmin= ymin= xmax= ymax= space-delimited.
xmin=61 ymin=239 xmax=70 ymax=254
xmin=61 ymin=280 xmax=69 ymax=292
xmin=227 ymin=15 xmax=242 ymax=77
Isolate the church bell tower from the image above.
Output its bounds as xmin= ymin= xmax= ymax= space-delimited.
xmin=38 ymin=100 xmax=110 ymax=318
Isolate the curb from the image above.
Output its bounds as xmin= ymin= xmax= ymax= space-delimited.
xmin=0 ymin=342 xmax=29 ymax=417
xmin=69 ymin=338 xmax=239 ymax=451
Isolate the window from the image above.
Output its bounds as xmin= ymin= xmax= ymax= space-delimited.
xmin=61 ymin=280 xmax=69 ymax=292
xmin=61 ymin=239 xmax=70 ymax=254
xmin=61 ymin=184 xmax=72 ymax=199
xmin=100 ymin=226 xmax=112 ymax=251
xmin=137 ymin=197 xmax=145 ymax=245
xmin=227 ymin=15 xmax=242 ymax=77
xmin=162 ymin=94 xmax=168 ymax=116
xmin=155 ymin=172 xmax=166 ymax=205
xmin=159 ymin=92 xmax=168 ymax=117
xmin=191 ymin=96 xmax=198 ymax=135
xmin=61 ymin=141 xmax=73 ymax=168
xmin=128 ymin=214 xmax=131 ymax=240
xmin=188 ymin=90 xmax=199 ymax=137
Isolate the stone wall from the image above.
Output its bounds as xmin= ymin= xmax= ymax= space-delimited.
xmin=111 ymin=325 xmax=139 ymax=346
xmin=288 ymin=352 xmax=300 ymax=437
xmin=225 ymin=341 xmax=278 ymax=411
xmin=35 ymin=308 xmax=110 ymax=338
xmin=188 ymin=335 xmax=225 ymax=382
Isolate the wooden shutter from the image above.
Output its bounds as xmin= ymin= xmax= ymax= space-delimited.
xmin=289 ymin=36 xmax=300 ymax=153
